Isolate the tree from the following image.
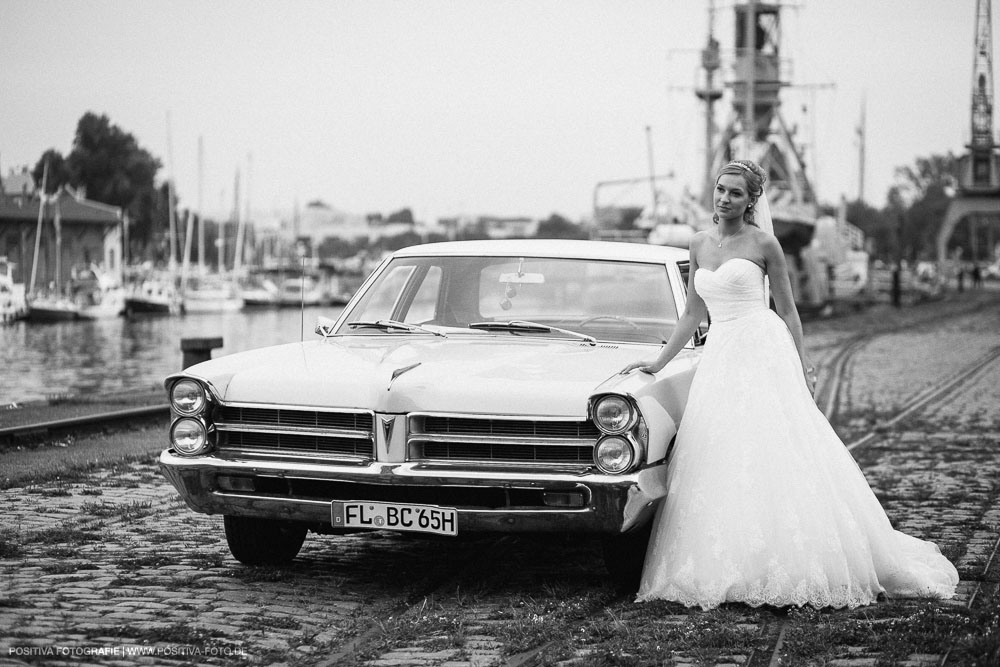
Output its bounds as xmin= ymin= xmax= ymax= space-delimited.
xmin=535 ymin=213 xmax=588 ymax=240
xmin=845 ymin=200 xmax=893 ymax=261
xmin=66 ymin=112 xmax=162 ymax=208
xmin=59 ymin=112 xmax=164 ymax=261
xmin=891 ymin=153 xmax=958 ymax=208
xmin=386 ymin=208 xmax=414 ymax=224
xmin=888 ymin=153 xmax=959 ymax=262
xmin=31 ymin=149 xmax=72 ymax=194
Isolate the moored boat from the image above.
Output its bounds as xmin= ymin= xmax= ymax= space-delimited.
xmin=276 ymin=275 xmax=327 ymax=308
xmin=125 ymin=276 xmax=184 ymax=315
xmin=183 ymin=275 xmax=244 ymax=313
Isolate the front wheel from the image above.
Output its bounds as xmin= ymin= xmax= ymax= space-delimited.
xmin=223 ymin=515 xmax=308 ymax=565
xmin=601 ymin=522 xmax=653 ymax=594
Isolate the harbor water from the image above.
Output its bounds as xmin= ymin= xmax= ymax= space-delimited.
xmin=0 ymin=306 xmax=344 ymax=406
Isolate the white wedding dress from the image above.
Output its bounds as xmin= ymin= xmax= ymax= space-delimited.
xmin=636 ymin=257 xmax=959 ymax=609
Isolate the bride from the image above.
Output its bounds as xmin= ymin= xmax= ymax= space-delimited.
xmin=620 ymin=160 xmax=958 ymax=609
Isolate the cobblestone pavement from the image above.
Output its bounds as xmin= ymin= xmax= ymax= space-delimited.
xmin=1 ymin=290 xmax=999 ymax=666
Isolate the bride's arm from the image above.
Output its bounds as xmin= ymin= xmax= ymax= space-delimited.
xmin=761 ymin=235 xmax=816 ymax=391
xmin=620 ymin=236 xmax=709 ymax=375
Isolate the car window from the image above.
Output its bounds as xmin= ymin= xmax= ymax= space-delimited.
xmin=406 ymin=266 xmax=442 ymax=323
xmin=477 ymin=257 xmax=676 ymax=343
xmin=479 ymin=260 xmax=672 ymax=321
xmin=347 ymin=264 xmax=416 ymax=322
xmin=339 ymin=255 xmax=678 ymax=343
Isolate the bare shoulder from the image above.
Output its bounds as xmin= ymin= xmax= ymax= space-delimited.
xmin=691 ymin=229 xmax=712 ymax=245
xmin=749 ymin=227 xmax=783 ymax=255
xmin=689 ymin=229 xmax=711 ymax=255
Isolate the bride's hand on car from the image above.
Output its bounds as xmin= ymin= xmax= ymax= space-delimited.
xmin=620 ymin=359 xmax=661 ymax=375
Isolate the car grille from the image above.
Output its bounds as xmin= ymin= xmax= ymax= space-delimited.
xmin=214 ymin=404 xmax=375 ymax=462
xmin=408 ymin=414 xmax=599 ymax=466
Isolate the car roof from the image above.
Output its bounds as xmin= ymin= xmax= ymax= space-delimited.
xmin=390 ymin=239 xmax=689 ymax=263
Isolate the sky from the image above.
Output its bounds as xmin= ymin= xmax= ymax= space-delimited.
xmin=0 ymin=0 xmax=987 ymax=225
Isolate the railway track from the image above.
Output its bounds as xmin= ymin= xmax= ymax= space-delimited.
xmin=0 ymin=403 xmax=168 ymax=446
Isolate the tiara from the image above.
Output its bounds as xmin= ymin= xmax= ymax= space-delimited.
xmin=726 ymin=161 xmax=754 ymax=173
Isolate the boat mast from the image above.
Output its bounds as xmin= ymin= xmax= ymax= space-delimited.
xmin=857 ymin=94 xmax=867 ymax=203
xmin=230 ymin=168 xmax=241 ymax=275
xmin=181 ymin=145 xmax=196 ymax=288
xmin=234 ymin=153 xmax=250 ymax=275
xmin=197 ymin=136 xmax=205 ymax=274
xmin=166 ymin=112 xmax=178 ymax=274
xmin=28 ymin=160 xmax=49 ymax=296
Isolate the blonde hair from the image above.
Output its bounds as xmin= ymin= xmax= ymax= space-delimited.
xmin=715 ymin=160 xmax=767 ymax=226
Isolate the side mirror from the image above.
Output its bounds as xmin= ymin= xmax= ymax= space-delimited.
xmin=315 ymin=315 xmax=338 ymax=337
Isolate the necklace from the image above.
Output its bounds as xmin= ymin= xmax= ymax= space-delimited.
xmin=717 ymin=222 xmax=747 ymax=248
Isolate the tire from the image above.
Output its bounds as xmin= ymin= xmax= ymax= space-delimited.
xmin=223 ymin=515 xmax=308 ymax=565
xmin=602 ymin=522 xmax=653 ymax=594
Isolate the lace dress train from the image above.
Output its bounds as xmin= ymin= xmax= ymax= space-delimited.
xmin=636 ymin=258 xmax=958 ymax=609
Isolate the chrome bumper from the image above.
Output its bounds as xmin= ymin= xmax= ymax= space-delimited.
xmin=159 ymin=449 xmax=668 ymax=534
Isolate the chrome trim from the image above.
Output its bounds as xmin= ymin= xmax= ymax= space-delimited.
xmin=215 ymin=401 xmax=375 ymax=418
xmin=214 ymin=448 xmax=372 ymax=465
xmin=214 ymin=423 xmax=372 ymax=439
xmin=408 ymin=460 xmax=593 ymax=473
xmin=412 ymin=433 xmax=595 ymax=448
xmin=208 ymin=402 xmax=376 ymax=461
xmin=159 ymin=449 xmax=659 ymax=533
xmin=406 ymin=411 xmax=599 ymax=466
xmin=409 ymin=410 xmax=593 ymax=423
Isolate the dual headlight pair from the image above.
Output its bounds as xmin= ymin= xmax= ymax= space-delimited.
xmin=591 ymin=394 xmax=646 ymax=475
xmin=169 ymin=379 xmax=212 ymax=456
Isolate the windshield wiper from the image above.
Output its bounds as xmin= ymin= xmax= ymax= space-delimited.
xmin=469 ymin=320 xmax=596 ymax=345
xmin=347 ymin=320 xmax=447 ymax=337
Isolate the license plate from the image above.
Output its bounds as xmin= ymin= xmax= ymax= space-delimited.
xmin=331 ymin=501 xmax=458 ymax=536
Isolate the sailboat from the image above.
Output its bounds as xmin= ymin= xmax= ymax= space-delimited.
xmin=180 ymin=161 xmax=244 ymax=313
xmin=123 ymin=265 xmax=183 ymax=315
xmin=26 ymin=170 xmax=125 ymax=321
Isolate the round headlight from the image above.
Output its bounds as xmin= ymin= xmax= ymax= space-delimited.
xmin=593 ymin=395 xmax=636 ymax=434
xmin=171 ymin=418 xmax=209 ymax=455
xmin=594 ymin=436 xmax=635 ymax=474
xmin=171 ymin=379 xmax=206 ymax=415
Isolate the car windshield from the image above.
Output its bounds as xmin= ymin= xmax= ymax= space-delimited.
xmin=336 ymin=255 xmax=678 ymax=344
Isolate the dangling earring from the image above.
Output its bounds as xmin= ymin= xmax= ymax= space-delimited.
xmin=712 ymin=212 xmax=719 ymax=224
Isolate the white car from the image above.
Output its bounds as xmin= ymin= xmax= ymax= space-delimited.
xmin=160 ymin=239 xmax=701 ymax=586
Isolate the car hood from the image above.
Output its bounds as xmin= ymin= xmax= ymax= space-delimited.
xmin=182 ymin=335 xmax=663 ymax=417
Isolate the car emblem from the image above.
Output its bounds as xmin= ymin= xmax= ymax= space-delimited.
xmin=387 ymin=362 xmax=421 ymax=390
xmin=381 ymin=416 xmax=395 ymax=443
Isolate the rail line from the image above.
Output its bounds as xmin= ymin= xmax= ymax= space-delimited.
xmin=0 ymin=404 xmax=168 ymax=445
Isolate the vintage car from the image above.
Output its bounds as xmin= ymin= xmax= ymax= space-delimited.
xmin=159 ymin=239 xmax=702 ymax=586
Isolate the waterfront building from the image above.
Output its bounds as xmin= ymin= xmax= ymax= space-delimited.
xmin=0 ymin=169 xmax=123 ymax=292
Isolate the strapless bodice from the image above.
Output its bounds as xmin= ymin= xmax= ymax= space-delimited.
xmin=694 ymin=257 xmax=767 ymax=322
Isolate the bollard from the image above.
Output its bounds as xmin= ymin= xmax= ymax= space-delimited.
xmin=181 ymin=337 xmax=224 ymax=369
